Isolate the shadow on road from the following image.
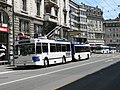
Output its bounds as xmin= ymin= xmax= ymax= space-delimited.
xmin=57 ymin=61 xmax=120 ymax=90
xmin=8 ymin=65 xmax=44 ymax=70
xmin=9 ymin=62 xmax=72 ymax=70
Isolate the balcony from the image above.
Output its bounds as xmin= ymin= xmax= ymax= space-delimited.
xmin=44 ymin=13 xmax=58 ymax=23
xmin=45 ymin=0 xmax=58 ymax=8
xmin=0 ymin=0 xmax=6 ymax=2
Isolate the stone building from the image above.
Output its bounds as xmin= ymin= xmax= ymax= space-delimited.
xmin=13 ymin=0 xmax=44 ymax=40
xmin=104 ymin=14 xmax=120 ymax=51
xmin=83 ymin=4 xmax=104 ymax=46
xmin=11 ymin=0 xmax=70 ymax=40
xmin=44 ymin=0 xmax=70 ymax=40
xmin=68 ymin=0 xmax=87 ymax=43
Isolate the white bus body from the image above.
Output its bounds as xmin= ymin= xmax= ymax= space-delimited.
xmin=109 ymin=47 xmax=116 ymax=53
xmin=95 ymin=46 xmax=110 ymax=54
xmin=71 ymin=44 xmax=91 ymax=60
xmin=15 ymin=38 xmax=72 ymax=66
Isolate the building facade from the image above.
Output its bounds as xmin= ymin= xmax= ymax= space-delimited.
xmin=0 ymin=0 xmax=12 ymax=64
xmin=104 ymin=14 xmax=120 ymax=51
xmin=44 ymin=0 xmax=70 ymax=40
xmin=83 ymin=4 xmax=104 ymax=46
xmin=13 ymin=0 xmax=44 ymax=40
xmin=68 ymin=1 xmax=104 ymax=45
xmin=68 ymin=0 xmax=87 ymax=43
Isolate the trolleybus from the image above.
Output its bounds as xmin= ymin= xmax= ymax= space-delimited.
xmin=14 ymin=38 xmax=91 ymax=66
xmin=15 ymin=38 xmax=72 ymax=66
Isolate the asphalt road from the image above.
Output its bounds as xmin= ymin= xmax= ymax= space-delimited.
xmin=0 ymin=53 xmax=120 ymax=90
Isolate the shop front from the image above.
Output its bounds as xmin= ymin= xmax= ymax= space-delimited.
xmin=0 ymin=26 xmax=9 ymax=61
xmin=0 ymin=0 xmax=12 ymax=64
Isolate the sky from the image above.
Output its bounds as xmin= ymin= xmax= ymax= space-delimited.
xmin=74 ymin=0 xmax=120 ymax=19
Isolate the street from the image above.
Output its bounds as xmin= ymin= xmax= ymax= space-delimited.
xmin=0 ymin=53 xmax=120 ymax=90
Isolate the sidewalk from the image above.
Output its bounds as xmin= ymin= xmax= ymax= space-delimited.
xmin=0 ymin=65 xmax=12 ymax=73
xmin=0 ymin=60 xmax=9 ymax=65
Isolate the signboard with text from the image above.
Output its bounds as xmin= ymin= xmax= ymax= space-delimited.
xmin=0 ymin=26 xmax=9 ymax=33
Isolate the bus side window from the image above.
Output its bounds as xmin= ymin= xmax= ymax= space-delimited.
xmin=50 ymin=43 xmax=56 ymax=52
xmin=42 ymin=43 xmax=48 ymax=53
xmin=66 ymin=44 xmax=70 ymax=51
xmin=36 ymin=43 xmax=41 ymax=54
xmin=62 ymin=44 xmax=66 ymax=52
xmin=56 ymin=44 xmax=61 ymax=52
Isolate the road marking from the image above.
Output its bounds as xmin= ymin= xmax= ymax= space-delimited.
xmin=105 ymin=59 xmax=113 ymax=62
xmin=0 ymin=55 xmax=119 ymax=86
xmin=0 ymin=71 xmax=15 ymax=75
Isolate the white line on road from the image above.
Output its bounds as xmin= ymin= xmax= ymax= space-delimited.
xmin=0 ymin=55 xmax=119 ymax=86
xmin=105 ymin=59 xmax=113 ymax=62
xmin=0 ymin=71 xmax=15 ymax=75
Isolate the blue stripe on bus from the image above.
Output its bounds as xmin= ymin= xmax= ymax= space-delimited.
xmin=32 ymin=56 xmax=40 ymax=62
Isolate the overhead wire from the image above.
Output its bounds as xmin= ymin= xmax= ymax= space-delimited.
xmin=84 ymin=0 xmax=113 ymax=19
xmin=79 ymin=0 xmax=118 ymax=19
xmin=93 ymin=0 xmax=109 ymax=18
xmin=103 ymin=0 xmax=118 ymax=15
xmin=92 ymin=0 xmax=119 ymax=18
xmin=112 ymin=0 xmax=118 ymax=6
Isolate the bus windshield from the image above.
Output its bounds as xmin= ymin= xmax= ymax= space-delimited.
xmin=15 ymin=44 xmax=35 ymax=56
xmin=96 ymin=47 xmax=102 ymax=50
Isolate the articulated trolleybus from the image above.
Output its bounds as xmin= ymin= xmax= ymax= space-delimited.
xmin=15 ymin=38 xmax=72 ymax=66
xmin=15 ymin=38 xmax=91 ymax=66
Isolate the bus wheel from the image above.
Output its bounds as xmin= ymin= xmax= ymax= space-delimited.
xmin=62 ymin=56 xmax=66 ymax=64
xmin=87 ymin=54 xmax=89 ymax=59
xmin=44 ymin=58 xmax=49 ymax=67
xmin=78 ymin=55 xmax=81 ymax=60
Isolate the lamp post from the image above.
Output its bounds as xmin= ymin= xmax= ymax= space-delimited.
xmin=12 ymin=0 xmax=15 ymax=66
xmin=69 ymin=10 xmax=72 ymax=31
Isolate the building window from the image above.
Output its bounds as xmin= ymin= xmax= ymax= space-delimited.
xmin=64 ymin=13 xmax=66 ymax=24
xmin=113 ymin=34 xmax=115 ymax=37
xmin=34 ymin=24 xmax=42 ymax=35
xmin=116 ymin=34 xmax=119 ymax=37
xmin=0 ymin=11 xmax=9 ymax=25
xmin=36 ymin=0 xmax=41 ymax=15
xmin=19 ymin=19 xmax=29 ymax=34
xmin=22 ymin=0 xmax=27 ymax=11
xmin=110 ymin=40 xmax=112 ymax=42
xmin=117 ymin=39 xmax=119 ymax=42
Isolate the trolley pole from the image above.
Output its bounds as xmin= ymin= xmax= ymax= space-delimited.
xmin=12 ymin=0 xmax=15 ymax=66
